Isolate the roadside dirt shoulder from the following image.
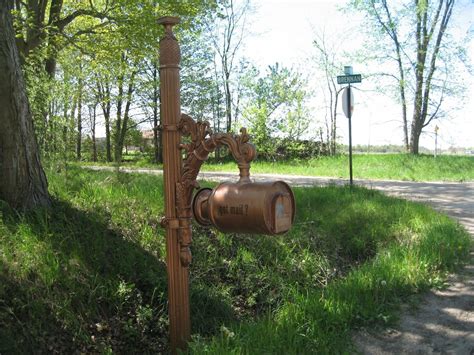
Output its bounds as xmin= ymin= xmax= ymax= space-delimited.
xmin=352 ymin=254 xmax=474 ymax=354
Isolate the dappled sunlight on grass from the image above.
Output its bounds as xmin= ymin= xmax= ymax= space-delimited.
xmin=0 ymin=166 xmax=471 ymax=353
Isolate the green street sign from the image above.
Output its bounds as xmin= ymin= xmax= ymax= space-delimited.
xmin=337 ymin=74 xmax=362 ymax=84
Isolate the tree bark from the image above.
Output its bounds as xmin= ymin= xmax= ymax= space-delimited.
xmin=0 ymin=1 xmax=50 ymax=209
xmin=375 ymin=0 xmax=410 ymax=151
xmin=96 ymin=78 xmax=112 ymax=162
xmin=76 ymin=74 xmax=83 ymax=160
xmin=409 ymin=0 xmax=452 ymax=154
xmin=114 ymin=68 xmax=136 ymax=163
xmin=91 ymin=105 xmax=97 ymax=162
xmin=44 ymin=0 xmax=63 ymax=77
xmin=104 ymin=86 xmax=112 ymax=162
xmin=114 ymin=73 xmax=124 ymax=163
xmin=117 ymin=74 xmax=136 ymax=163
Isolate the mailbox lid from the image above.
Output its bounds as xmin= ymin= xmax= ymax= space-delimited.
xmin=272 ymin=193 xmax=293 ymax=234
xmin=265 ymin=181 xmax=295 ymax=234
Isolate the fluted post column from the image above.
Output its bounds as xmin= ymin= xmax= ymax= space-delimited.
xmin=157 ymin=16 xmax=190 ymax=353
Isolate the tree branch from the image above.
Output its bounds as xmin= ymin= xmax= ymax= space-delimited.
xmin=54 ymin=9 xmax=109 ymax=31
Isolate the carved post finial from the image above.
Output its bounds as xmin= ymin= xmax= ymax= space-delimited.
xmin=157 ymin=16 xmax=180 ymax=30
xmin=157 ymin=17 xmax=181 ymax=67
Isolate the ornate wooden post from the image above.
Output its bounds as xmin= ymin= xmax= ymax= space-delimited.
xmin=158 ymin=16 xmax=295 ymax=354
xmin=157 ymin=17 xmax=190 ymax=352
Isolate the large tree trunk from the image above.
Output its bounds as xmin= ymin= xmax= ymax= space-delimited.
xmin=409 ymin=0 xmax=451 ymax=154
xmin=409 ymin=118 xmax=422 ymax=155
xmin=0 ymin=2 xmax=50 ymax=209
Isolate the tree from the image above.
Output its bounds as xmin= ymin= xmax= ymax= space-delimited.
xmin=113 ymin=57 xmax=137 ymax=163
xmin=312 ymin=31 xmax=345 ymax=155
xmin=88 ymin=102 xmax=98 ymax=162
xmin=95 ymin=73 xmax=113 ymax=162
xmin=12 ymin=0 xmax=220 ymax=162
xmin=76 ymin=64 xmax=84 ymax=160
xmin=410 ymin=0 xmax=456 ymax=154
xmin=0 ymin=1 xmax=50 ymax=209
xmin=369 ymin=1 xmax=410 ymax=151
xmin=207 ymin=0 xmax=250 ymax=133
xmin=242 ymin=63 xmax=310 ymax=157
xmin=124 ymin=127 xmax=143 ymax=154
xmin=12 ymin=0 xmax=110 ymax=76
xmin=351 ymin=0 xmax=460 ymax=154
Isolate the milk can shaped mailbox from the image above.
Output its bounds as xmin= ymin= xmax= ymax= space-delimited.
xmin=177 ymin=112 xmax=296 ymax=236
xmin=193 ymin=181 xmax=295 ymax=234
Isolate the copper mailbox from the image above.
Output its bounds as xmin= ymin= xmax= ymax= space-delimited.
xmin=193 ymin=181 xmax=295 ymax=235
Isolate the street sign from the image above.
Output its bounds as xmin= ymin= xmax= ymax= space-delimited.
xmin=337 ymin=66 xmax=361 ymax=187
xmin=342 ymin=87 xmax=354 ymax=118
xmin=337 ymin=74 xmax=362 ymax=84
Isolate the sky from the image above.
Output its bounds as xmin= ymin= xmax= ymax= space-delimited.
xmin=241 ymin=0 xmax=474 ymax=150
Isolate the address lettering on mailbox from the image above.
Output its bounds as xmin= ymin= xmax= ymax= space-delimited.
xmin=218 ymin=204 xmax=249 ymax=216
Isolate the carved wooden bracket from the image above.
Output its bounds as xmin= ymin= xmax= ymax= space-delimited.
xmin=174 ymin=113 xmax=256 ymax=267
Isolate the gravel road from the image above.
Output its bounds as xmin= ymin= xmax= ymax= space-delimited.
xmin=85 ymin=166 xmax=474 ymax=354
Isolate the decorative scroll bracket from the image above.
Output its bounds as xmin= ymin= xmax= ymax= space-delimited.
xmin=174 ymin=114 xmax=256 ymax=267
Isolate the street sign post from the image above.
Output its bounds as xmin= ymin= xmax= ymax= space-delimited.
xmin=338 ymin=67 xmax=362 ymax=187
xmin=343 ymin=85 xmax=354 ymax=186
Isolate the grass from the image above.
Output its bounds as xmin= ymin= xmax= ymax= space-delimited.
xmin=202 ymin=154 xmax=474 ymax=182
xmin=80 ymin=153 xmax=474 ymax=182
xmin=0 ymin=166 xmax=471 ymax=353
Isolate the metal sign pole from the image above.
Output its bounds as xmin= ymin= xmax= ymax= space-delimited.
xmin=157 ymin=17 xmax=190 ymax=353
xmin=348 ymin=84 xmax=353 ymax=186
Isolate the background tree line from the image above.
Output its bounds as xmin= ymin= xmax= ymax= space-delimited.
xmin=9 ymin=0 xmax=320 ymax=168
xmin=1 ymin=0 xmax=467 ymax=210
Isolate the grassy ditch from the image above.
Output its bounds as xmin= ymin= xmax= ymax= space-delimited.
xmin=0 ymin=167 xmax=471 ymax=353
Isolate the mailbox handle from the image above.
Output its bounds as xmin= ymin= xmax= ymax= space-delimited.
xmin=179 ymin=114 xmax=256 ymax=183
xmin=173 ymin=115 xmax=257 ymax=264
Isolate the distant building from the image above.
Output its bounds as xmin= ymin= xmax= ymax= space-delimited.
xmin=142 ymin=129 xmax=154 ymax=147
xmin=142 ymin=129 xmax=154 ymax=140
